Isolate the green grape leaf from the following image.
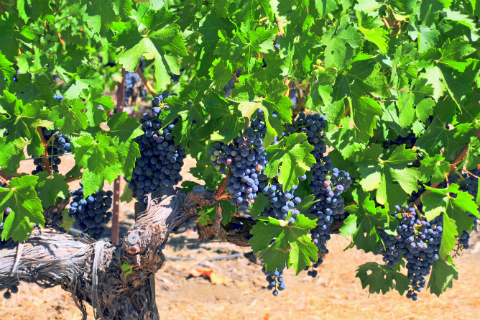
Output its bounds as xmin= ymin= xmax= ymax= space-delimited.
xmin=64 ymin=65 xmax=103 ymax=100
xmin=356 ymin=262 xmax=410 ymax=295
xmin=249 ymin=215 xmax=317 ymax=274
xmin=325 ymin=58 xmax=389 ymax=142
xmin=208 ymin=58 xmax=233 ymax=88
xmin=0 ymin=52 xmax=15 ymax=93
xmin=357 ymin=145 xmax=421 ymax=213
xmin=84 ymin=0 xmax=132 ymax=35
xmin=319 ymin=15 xmax=362 ymax=69
xmin=416 ymin=119 xmax=477 ymax=162
xmin=35 ymin=172 xmax=70 ymax=209
xmin=12 ymin=74 xmax=55 ymax=106
xmin=0 ymin=176 xmax=44 ymax=241
xmin=249 ymin=193 xmax=270 ymax=219
xmin=418 ymin=154 xmax=450 ymax=185
xmin=220 ymin=199 xmax=235 ymax=225
xmin=342 ymin=188 xmax=389 ymax=252
xmin=114 ymin=9 xmax=187 ymax=91
xmin=49 ymin=99 xmax=89 ymax=135
xmin=264 ymin=133 xmax=315 ymax=191
xmin=0 ymin=137 xmax=28 ymax=173
xmin=197 ymin=204 xmax=216 ymax=226
xmin=357 ymin=20 xmax=389 ymax=53
xmin=428 ymin=258 xmax=458 ymax=297
xmin=0 ymin=14 xmax=32 ymax=60
xmin=162 ymin=78 xmax=209 ymax=149
xmin=189 ymin=162 xmax=223 ymax=190
xmin=0 ymin=93 xmax=51 ymax=163
xmin=198 ymin=92 xmax=243 ymax=143
xmin=83 ymin=87 xmax=115 ymax=127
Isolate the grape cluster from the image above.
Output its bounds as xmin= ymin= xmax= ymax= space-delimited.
xmin=377 ymin=205 xmax=443 ymax=301
xmin=262 ymin=266 xmax=286 ymax=296
xmin=459 ymin=169 xmax=480 ymax=249
xmin=2 ymin=285 xmax=18 ymax=299
xmin=124 ymin=72 xmax=147 ymax=105
xmin=210 ymin=127 xmax=267 ymax=208
xmin=286 ymin=113 xmax=352 ymax=269
xmin=222 ymin=69 xmax=241 ymax=98
xmin=382 ymin=131 xmax=417 ymax=149
xmin=32 ymin=127 xmax=72 ymax=174
xmin=68 ymin=182 xmax=113 ymax=238
xmin=258 ymin=175 xmax=302 ymax=224
xmin=31 ymin=25 xmax=60 ymax=50
xmin=128 ymin=98 xmax=186 ymax=202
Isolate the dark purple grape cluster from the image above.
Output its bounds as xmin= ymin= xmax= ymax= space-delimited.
xmin=262 ymin=266 xmax=286 ymax=296
xmin=210 ymin=133 xmax=267 ymax=208
xmin=32 ymin=127 xmax=72 ymax=174
xmin=125 ymin=72 xmax=142 ymax=105
xmin=2 ymin=284 xmax=18 ymax=299
xmin=458 ymin=169 xmax=480 ymax=249
xmin=376 ymin=205 xmax=443 ymax=301
xmin=128 ymin=99 xmax=186 ymax=201
xmin=258 ymin=175 xmax=302 ymax=224
xmin=68 ymin=182 xmax=113 ymax=238
xmin=382 ymin=131 xmax=417 ymax=149
xmin=222 ymin=69 xmax=241 ymax=98
xmin=250 ymin=109 xmax=267 ymax=137
xmin=286 ymin=112 xmax=352 ymax=271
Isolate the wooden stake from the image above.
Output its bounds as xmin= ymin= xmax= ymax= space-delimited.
xmin=111 ymin=68 xmax=126 ymax=244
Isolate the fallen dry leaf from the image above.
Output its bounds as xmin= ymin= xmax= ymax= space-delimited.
xmin=189 ymin=267 xmax=230 ymax=285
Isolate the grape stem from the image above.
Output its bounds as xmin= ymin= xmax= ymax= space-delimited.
xmin=55 ymin=15 xmax=72 ymax=24
xmin=136 ymin=66 xmax=157 ymax=98
xmin=64 ymin=175 xmax=82 ymax=183
xmin=37 ymin=127 xmax=53 ymax=174
xmin=276 ymin=18 xmax=285 ymax=36
xmin=414 ymin=126 xmax=480 ymax=206
xmin=0 ymin=1 xmax=5 ymax=13
xmin=111 ymin=68 xmax=126 ymax=245
xmin=216 ymin=172 xmax=233 ymax=199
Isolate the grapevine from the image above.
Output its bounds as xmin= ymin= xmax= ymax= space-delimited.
xmin=0 ymin=0 xmax=478 ymax=316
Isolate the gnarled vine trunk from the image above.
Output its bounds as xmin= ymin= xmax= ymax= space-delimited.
xmin=0 ymin=186 xmax=220 ymax=319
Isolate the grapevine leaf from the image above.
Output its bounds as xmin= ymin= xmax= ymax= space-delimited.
xmin=12 ymin=74 xmax=55 ymax=106
xmin=49 ymin=99 xmax=89 ymax=135
xmin=356 ymin=262 xmax=410 ymax=295
xmin=416 ymin=119 xmax=477 ymax=162
xmin=35 ymin=172 xmax=69 ymax=209
xmin=83 ymin=87 xmax=115 ymax=127
xmin=428 ymin=258 xmax=458 ymax=297
xmin=264 ymin=133 xmax=315 ymax=191
xmin=114 ymin=9 xmax=187 ymax=90
xmin=64 ymin=65 xmax=103 ymax=100
xmin=343 ymin=189 xmax=388 ymax=252
xmin=319 ymin=16 xmax=362 ymax=69
xmin=197 ymin=204 xmax=216 ymax=226
xmin=0 ymin=176 xmax=44 ymax=241
xmin=0 ymin=14 xmax=31 ymax=60
xmin=0 ymin=53 xmax=15 ymax=93
xmin=249 ymin=193 xmax=270 ymax=219
xmin=249 ymin=215 xmax=317 ymax=274
xmin=325 ymin=58 xmax=389 ymax=141
xmin=418 ymin=154 xmax=450 ymax=185
xmin=358 ymin=26 xmax=389 ymax=54
xmin=358 ymin=145 xmax=420 ymax=212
